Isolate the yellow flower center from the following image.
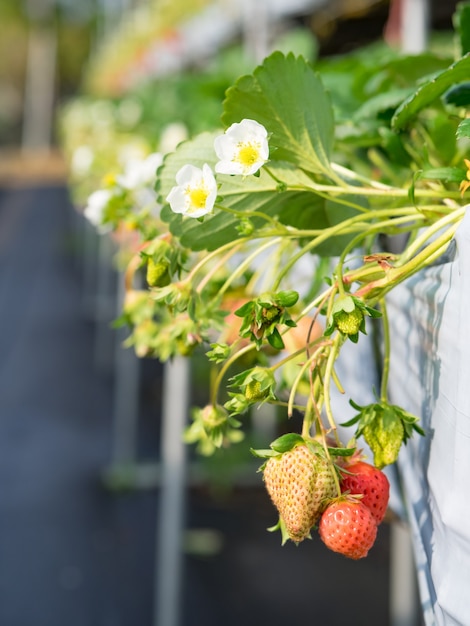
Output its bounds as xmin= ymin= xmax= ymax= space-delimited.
xmin=103 ymin=173 xmax=117 ymax=186
xmin=237 ymin=143 xmax=260 ymax=166
xmin=188 ymin=186 xmax=209 ymax=209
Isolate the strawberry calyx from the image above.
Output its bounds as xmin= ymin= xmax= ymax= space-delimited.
xmin=342 ymin=398 xmax=425 ymax=468
xmin=267 ymin=516 xmax=307 ymax=546
xmin=229 ymin=366 xmax=277 ymax=407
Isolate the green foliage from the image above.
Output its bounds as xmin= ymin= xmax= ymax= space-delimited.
xmin=454 ymin=1 xmax=470 ymax=55
xmin=392 ymin=53 xmax=470 ymax=130
xmin=457 ymin=117 xmax=470 ymax=138
xmin=62 ymin=3 xmax=470 ymax=485
xmin=222 ymin=52 xmax=335 ymax=176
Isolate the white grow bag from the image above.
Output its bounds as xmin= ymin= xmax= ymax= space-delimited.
xmin=386 ymin=206 xmax=470 ymax=625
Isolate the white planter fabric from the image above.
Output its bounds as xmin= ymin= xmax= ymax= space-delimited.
xmin=386 ymin=207 xmax=470 ymax=625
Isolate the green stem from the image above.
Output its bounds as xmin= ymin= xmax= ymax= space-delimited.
xmin=196 ymin=245 xmax=246 ymax=294
xmin=217 ymin=237 xmax=284 ymax=297
xmin=379 ymin=298 xmax=390 ymax=403
xmin=287 ymin=345 xmax=327 ymax=418
xmin=186 ymin=238 xmax=248 ymax=283
xmin=301 ymin=397 xmax=315 ymax=438
xmin=331 ymin=162 xmax=396 ymax=191
xmin=287 ymin=181 xmax=461 ymax=201
xmin=215 ymin=202 xmax=285 ymax=230
xmin=323 ymin=333 xmax=343 ymax=443
xmin=334 ymin=213 xmax=428 ymax=292
xmin=355 ymin=221 xmax=460 ymax=300
xmin=210 ymin=343 xmax=256 ymax=406
xmin=271 ymin=206 xmax=428 ymax=290
xmin=396 ymin=206 xmax=465 ymax=266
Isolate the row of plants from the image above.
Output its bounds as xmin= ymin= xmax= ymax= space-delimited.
xmin=63 ymin=3 xmax=470 ymax=559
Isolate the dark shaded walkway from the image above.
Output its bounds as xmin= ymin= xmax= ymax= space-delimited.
xmin=0 ymin=186 xmax=155 ymax=626
xmin=0 ymin=184 xmax=391 ymax=626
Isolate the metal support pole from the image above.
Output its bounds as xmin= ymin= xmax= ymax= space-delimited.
xmin=153 ymin=356 xmax=190 ymax=626
xmin=401 ymin=0 xmax=429 ymax=54
xmin=109 ymin=274 xmax=141 ymax=466
xmin=387 ymin=4 xmax=429 ymax=625
xmin=241 ymin=0 xmax=270 ymax=63
xmin=93 ymin=234 xmax=116 ymax=373
xmin=390 ymin=522 xmax=420 ymax=626
xmin=22 ymin=22 xmax=57 ymax=151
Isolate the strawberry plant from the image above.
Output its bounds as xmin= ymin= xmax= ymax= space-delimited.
xmin=72 ymin=2 xmax=470 ymax=559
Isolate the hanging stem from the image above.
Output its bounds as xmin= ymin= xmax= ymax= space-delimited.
xmin=379 ymin=298 xmax=390 ymax=403
xmin=186 ymin=238 xmax=248 ymax=283
xmin=217 ymin=237 xmax=283 ymax=297
xmin=322 ymin=333 xmax=343 ymax=445
xmin=287 ymin=344 xmax=328 ymax=418
xmin=396 ymin=206 xmax=465 ymax=265
xmin=196 ymin=245 xmax=247 ymax=294
xmin=215 ymin=202 xmax=286 ymax=230
xmin=210 ymin=343 xmax=256 ymax=406
xmin=271 ymin=206 xmax=428 ymax=290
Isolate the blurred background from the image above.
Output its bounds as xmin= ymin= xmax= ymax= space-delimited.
xmin=0 ymin=1 xmax=460 ymax=625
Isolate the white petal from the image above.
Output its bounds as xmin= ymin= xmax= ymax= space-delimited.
xmin=166 ymin=185 xmax=188 ymax=214
xmin=175 ymin=163 xmax=200 ymax=186
xmin=214 ymin=160 xmax=246 ymax=176
xmin=201 ymin=163 xmax=217 ymax=187
xmin=214 ymin=134 xmax=237 ymax=161
xmin=227 ymin=119 xmax=268 ymax=142
xmin=142 ymin=152 xmax=163 ymax=183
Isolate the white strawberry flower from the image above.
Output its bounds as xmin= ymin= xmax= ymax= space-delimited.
xmin=118 ymin=152 xmax=163 ymax=190
xmin=166 ymin=163 xmax=217 ymax=218
xmin=214 ymin=118 xmax=269 ymax=176
xmin=83 ymin=188 xmax=113 ymax=231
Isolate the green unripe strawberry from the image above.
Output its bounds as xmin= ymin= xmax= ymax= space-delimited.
xmin=363 ymin=417 xmax=404 ymax=468
xmin=244 ymin=380 xmax=267 ymax=401
xmin=262 ymin=306 xmax=281 ymax=322
xmin=147 ymin=258 xmax=171 ymax=287
xmin=335 ymin=307 xmax=364 ymax=336
xmin=201 ymin=404 xmax=228 ymax=429
xmin=236 ymin=366 xmax=275 ymax=403
xmin=263 ymin=443 xmax=337 ymax=543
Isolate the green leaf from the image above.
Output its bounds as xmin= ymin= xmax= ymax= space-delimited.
xmin=278 ymin=192 xmax=366 ymax=256
xmin=270 ymin=433 xmax=304 ymax=453
xmin=444 ymin=82 xmax=470 ymax=107
xmin=328 ymin=446 xmax=356 ymax=457
xmin=250 ymin=448 xmax=279 ymax=458
xmin=221 ymin=51 xmax=334 ymax=176
xmin=353 ymin=87 xmax=415 ymax=122
xmin=454 ymin=1 xmax=470 ymax=56
xmin=392 ymin=53 xmax=470 ymax=130
xmin=267 ymin=327 xmax=285 ymax=350
xmin=416 ymin=167 xmax=466 ymax=183
xmin=274 ymin=290 xmax=299 ymax=307
xmin=457 ymin=118 xmax=470 ymax=139
xmin=234 ymin=301 xmax=254 ymax=317
xmin=375 ymin=53 xmax=453 ymax=87
xmin=267 ymin=516 xmax=291 ymax=546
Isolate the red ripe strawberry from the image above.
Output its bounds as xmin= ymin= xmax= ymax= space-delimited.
xmin=319 ymin=499 xmax=377 ymax=560
xmin=340 ymin=461 xmax=390 ymax=524
xmin=263 ymin=443 xmax=337 ymax=543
